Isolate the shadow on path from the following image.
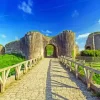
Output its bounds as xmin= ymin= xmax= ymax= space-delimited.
xmin=46 ymin=58 xmax=99 ymax=100
xmin=46 ymin=59 xmax=68 ymax=100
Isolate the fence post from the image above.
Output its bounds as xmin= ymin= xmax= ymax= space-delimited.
xmin=63 ymin=56 xmax=65 ymax=65
xmin=15 ymin=65 xmax=21 ymax=80
xmin=84 ymin=68 xmax=94 ymax=89
xmin=75 ymin=64 xmax=78 ymax=78
xmin=69 ymin=61 xmax=72 ymax=72
xmin=32 ymin=60 xmax=34 ymax=67
xmin=0 ymin=71 xmax=6 ymax=92
xmin=66 ymin=58 xmax=68 ymax=68
xmin=24 ymin=62 xmax=28 ymax=74
xmin=28 ymin=60 xmax=33 ymax=70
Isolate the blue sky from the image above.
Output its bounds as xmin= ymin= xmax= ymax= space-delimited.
xmin=0 ymin=0 xmax=100 ymax=50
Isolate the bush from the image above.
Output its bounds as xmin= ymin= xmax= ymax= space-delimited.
xmin=80 ymin=50 xmax=100 ymax=57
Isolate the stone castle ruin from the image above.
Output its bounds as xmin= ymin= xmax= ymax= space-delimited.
xmin=4 ymin=30 xmax=76 ymax=59
xmin=85 ymin=32 xmax=100 ymax=50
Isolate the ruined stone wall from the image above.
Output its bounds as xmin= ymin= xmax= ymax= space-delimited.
xmin=95 ymin=34 xmax=100 ymax=49
xmin=21 ymin=32 xmax=44 ymax=59
xmin=5 ymin=30 xmax=75 ymax=59
xmin=50 ymin=30 xmax=75 ymax=57
xmin=85 ymin=32 xmax=100 ymax=50
xmin=5 ymin=41 xmax=22 ymax=54
xmin=5 ymin=32 xmax=44 ymax=59
xmin=43 ymin=30 xmax=75 ymax=57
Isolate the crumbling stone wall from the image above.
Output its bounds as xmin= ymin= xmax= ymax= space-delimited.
xmin=5 ymin=41 xmax=21 ymax=54
xmin=5 ymin=30 xmax=75 ymax=59
xmin=20 ymin=32 xmax=44 ymax=59
xmin=49 ymin=30 xmax=75 ymax=57
xmin=85 ymin=32 xmax=100 ymax=50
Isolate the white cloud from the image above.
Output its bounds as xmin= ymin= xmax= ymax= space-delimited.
xmin=98 ymin=19 xmax=100 ymax=24
xmin=77 ymin=33 xmax=90 ymax=40
xmin=72 ymin=10 xmax=79 ymax=17
xmin=0 ymin=34 xmax=6 ymax=39
xmin=15 ymin=36 xmax=19 ymax=40
xmin=18 ymin=0 xmax=33 ymax=14
xmin=76 ymin=41 xmax=78 ymax=45
xmin=28 ymin=0 xmax=33 ymax=6
xmin=46 ymin=30 xmax=52 ymax=33
xmin=46 ymin=34 xmax=49 ymax=36
xmin=42 ymin=30 xmax=52 ymax=34
xmin=75 ymin=41 xmax=85 ymax=51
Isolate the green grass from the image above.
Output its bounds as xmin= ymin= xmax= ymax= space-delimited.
xmin=0 ymin=54 xmax=25 ymax=69
xmin=85 ymin=62 xmax=100 ymax=84
xmin=86 ymin=62 xmax=100 ymax=70
xmin=71 ymin=61 xmax=100 ymax=85
xmin=77 ymin=62 xmax=100 ymax=85
xmin=46 ymin=45 xmax=54 ymax=56
xmin=0 ymin=54 xmax=25 ymax=76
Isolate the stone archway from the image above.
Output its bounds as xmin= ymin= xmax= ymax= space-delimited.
xmin=5 ymin=30 xmax=75 ymax=59
xmin=44 ymin=44 xmax=58 ymax=58
xmin=86 ymin=46 xmax=91 ymax=50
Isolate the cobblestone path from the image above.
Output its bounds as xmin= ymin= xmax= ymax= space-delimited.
xmin=0 ymin=58 xmax=99 ymax=100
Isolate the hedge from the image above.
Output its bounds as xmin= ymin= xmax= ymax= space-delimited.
xmin=81 ymin=50 xmax=100 ymax=57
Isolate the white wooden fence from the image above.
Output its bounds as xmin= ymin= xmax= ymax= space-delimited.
xmin=58 ymin=56 xmax=100 ymax=90
xmin=0 ymin=56 xmax=42 ymax=92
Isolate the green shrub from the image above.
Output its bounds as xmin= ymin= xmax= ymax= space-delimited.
xmin=81 ymin=50 xmax=100 ymax=57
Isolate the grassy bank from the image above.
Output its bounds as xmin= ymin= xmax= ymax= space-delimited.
xmin=86 ymin=62 xmax=100 ymax=84
xmin=0 ymin=54 xmax=25 ymax=76
xmin=71 ymin=61 xmax=100 ymax=85
xmin=0 ymin=54 xmax=25 ymax=69
xmin=78 ymin=63 xmax=100 ymax=85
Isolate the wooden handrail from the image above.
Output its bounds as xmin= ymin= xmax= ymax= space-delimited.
xmin=58 ymin=56 xmax=100 ymax=89
xmin=0 ymin=56 xmax=42 ymax=93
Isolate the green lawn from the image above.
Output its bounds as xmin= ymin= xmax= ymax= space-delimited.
xmin=86 ymin=62 xmax=100 ymax=85
xmin=0 ymin=53 xmax=100 ymax=85
xmin=0 ymin=54 xmax=25 ymax=69
xmin=0 ymin=54 xmax=25 ymax=76
xmin=86 ymin=62 xmax=100 ymax=70
xmin=78 ymin=62 xmax=100 ymax=85
xmin=71 ymin=61 xmax=100 ymax=85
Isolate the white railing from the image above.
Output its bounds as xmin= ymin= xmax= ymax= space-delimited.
xmin=58 ymin=56 xmax=100 ymax=90
xmin=0 ymin=56 xmax=42 ymax=92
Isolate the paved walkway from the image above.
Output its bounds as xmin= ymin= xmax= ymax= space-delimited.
xmin=0 ymin=58 xmax=99 ymax=100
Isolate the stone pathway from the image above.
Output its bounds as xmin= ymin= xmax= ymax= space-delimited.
xmin=0 ymin=58 xmax=99 ymax=100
